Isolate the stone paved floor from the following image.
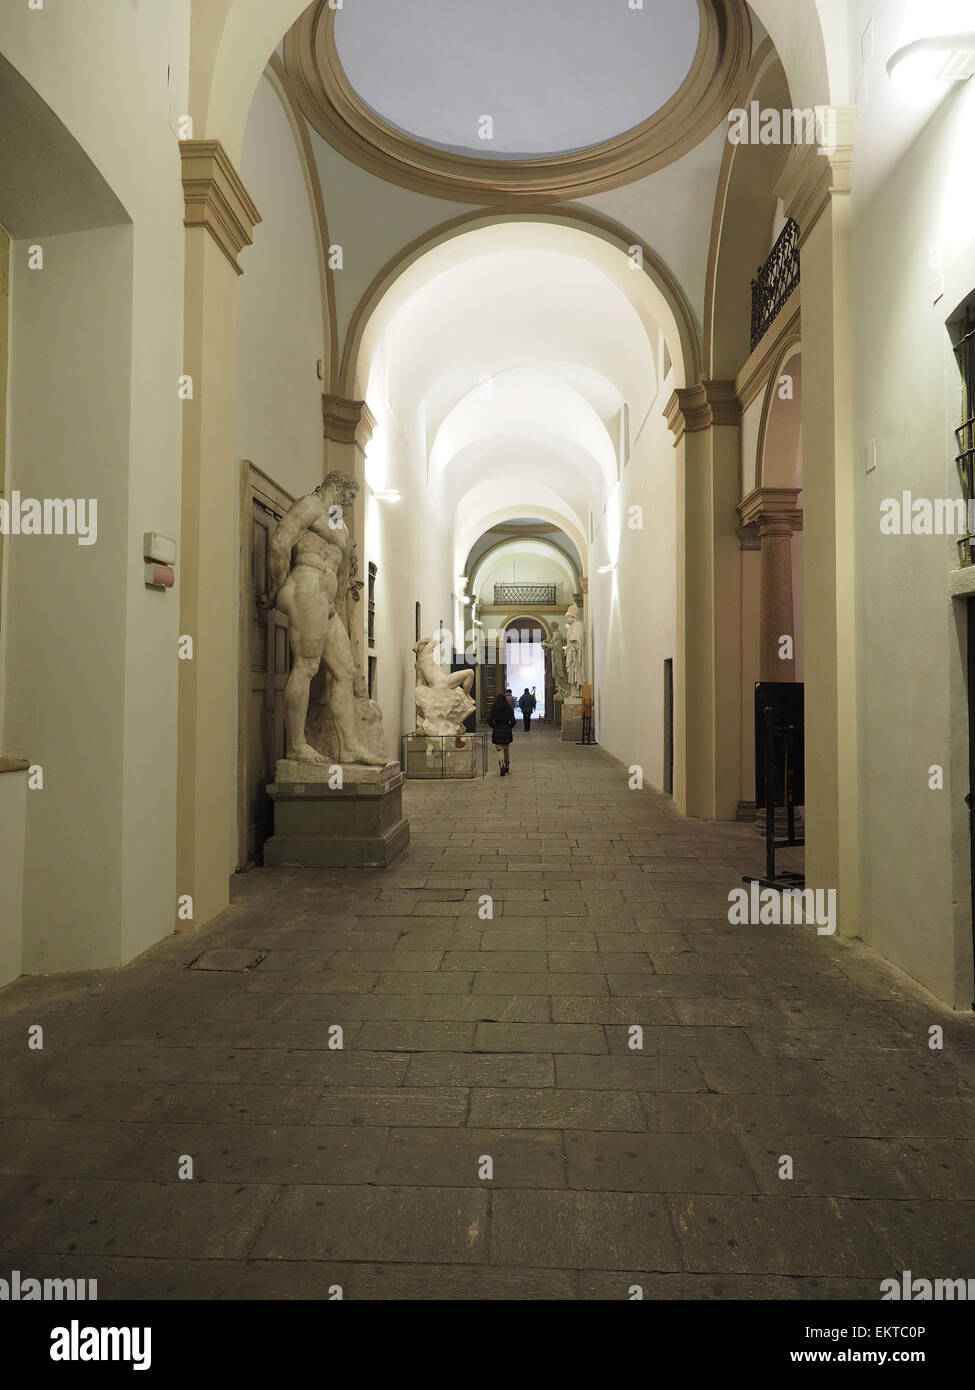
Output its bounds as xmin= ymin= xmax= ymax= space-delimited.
xmin=1 ymin=727 xmax=974 ymax=1300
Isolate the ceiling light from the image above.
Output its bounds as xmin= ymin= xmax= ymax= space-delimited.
xmin=597 ymin=563 xmax=616 ymax=575
xmin=373 ymin=489 xmax=401 ymax=503
xmin=887 ymin=33 xmax=975 ymax=101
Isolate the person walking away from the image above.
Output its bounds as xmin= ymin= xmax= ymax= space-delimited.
xmin=488 ymin=690 xmax=516 ymax=775
xmin=518 ymin=687 xmax=536 ymax=732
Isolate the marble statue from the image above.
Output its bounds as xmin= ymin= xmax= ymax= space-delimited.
xmin=564 ymin=603 xmax=585 ymax=694
xmin=264 ymin=472 xmax=387 ymax=768
xmin=542 ymin=620 xmax=569 ymax=699
xmin=413 ymin=635 xmax=476 ymax=736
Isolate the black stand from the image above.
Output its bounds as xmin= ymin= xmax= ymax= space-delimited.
xmin=576 ymin=713 xmax=597 ymax=745
xmin=743 ymin=684 xmax=804 ymax=891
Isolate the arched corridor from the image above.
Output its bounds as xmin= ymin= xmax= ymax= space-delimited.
xmin=2 ymin=727 xmax=972 ymax=1297
xmin=2 ymin=0 xmax=975 ymax=1319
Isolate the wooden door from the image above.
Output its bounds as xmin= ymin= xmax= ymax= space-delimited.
xmin=245 ymin=493 xmax=291 ymax=864
xmin=480 ymin=661 xmax=500 ymax=721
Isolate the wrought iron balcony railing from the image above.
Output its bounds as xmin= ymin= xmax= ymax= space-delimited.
xmin=955 ymin=304 xmax=975 ymax=566
xmin=493 ymin=583 xmax=557 ymax=606
xmin=750 ymin=218 xmax=800 ymax=352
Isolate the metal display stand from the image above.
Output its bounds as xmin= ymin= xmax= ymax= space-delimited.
xmin=576 ymin=712 xmax=597 ymax=745
xmin=743 ymin=682 xmax=804 ymax=891
xmin=577 ymin=684 xmax=598 ymax=745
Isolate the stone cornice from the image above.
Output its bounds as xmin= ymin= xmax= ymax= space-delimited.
xmin=180 ymin=140 xmax=261 ymax=275
xmin=777 ymin=107 xmax=856 ymax=247
xmin=736 ymin=523 xmax=762 ymax=552
xmin=322 ymin=394 xmax=376 ymax=450
xmin=738 ymin=486 xmax=804 ymax=534
xmin=665 ymin=381 xmax=741 ymax=443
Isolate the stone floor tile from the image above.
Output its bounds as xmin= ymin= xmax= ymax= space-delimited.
xmin=565 ymin=1131 xmax=759 ymax=1194
xmin=469 ymin=1088 xmax=646 ymax=1131
xmin=423 ymin=995 xmax=551 ymax=1023
xmin=739 ymin=1136 xmax=919 ymax=1198
xmin=406 ymin=1053 xmax=554 ymax=1087
xmin=473 ymin=1022 xmax=606 ymax=1054
xmin=669 ymin=1194 xmax=891 ymax=1277
xmin=311 ymin=1087 xmax=469 ymax=1127
xmin=0 ymin=1179 xmax=280 ymax=1260
xmin=377 ymin=1128 xmax=565 ymax=1188
xmin=491 ymin=1190 xmax=680 ymax=1270
xmin=555 ymin=1055 xmax=706 ymax=1092
xmin=250 ymin=1186 xmax=488 ymax=1264
xmin=354 ymin=1022 xmax=475 ymax=1053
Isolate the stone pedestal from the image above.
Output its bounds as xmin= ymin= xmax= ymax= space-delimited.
xmin=561 ymin=696 xmax=583 ymax=742
xmin=264 ymin=762 xmax=409 ymax=867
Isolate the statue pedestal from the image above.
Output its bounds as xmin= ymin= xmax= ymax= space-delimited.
xmin=561 ymin=696 xmax=583 ymax=742
xmin=401 ymin=734 xmax=484 ymax=779
xmin=264 ymin=762 xmax=409 ymax=867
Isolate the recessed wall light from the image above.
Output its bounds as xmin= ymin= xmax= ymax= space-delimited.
xmin=887 ymin=33 xmax=975 ymax=101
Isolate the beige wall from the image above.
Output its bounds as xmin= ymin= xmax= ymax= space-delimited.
xmin=850 ymin=3 xmax=975 ymax=1005
xmin=236 ymin=71 xmax=326 ymax=500
xmin=6 ymin=226 xmax=132 ymax=971
xmin=0 ymin=4 xmax=189 ymax=974
xmin=0 ymin=770 xmax=26 ymax=987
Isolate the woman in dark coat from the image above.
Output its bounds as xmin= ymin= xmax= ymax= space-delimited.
xmin=487 ymin=689 xmax=516 ymax=775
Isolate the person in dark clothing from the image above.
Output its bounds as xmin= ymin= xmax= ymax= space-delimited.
xmin=487 ymin=689 xmax=516 ymax=775
xmin=518 ymin=688 xmax=536 ymax=732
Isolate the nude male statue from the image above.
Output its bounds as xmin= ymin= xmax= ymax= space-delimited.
xmin=264 ymin=472 xmax=385 ymax=767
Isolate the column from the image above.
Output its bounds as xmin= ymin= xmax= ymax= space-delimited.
xmin=665 ymin=380 xmax=742 ymax=820
xmin=779 ymin=108 xmax=857 ymax=933
xmin=178 ymin=140 xmax=260 ymax=928
xmin=738 ymin=487 xmax=803 ymax=681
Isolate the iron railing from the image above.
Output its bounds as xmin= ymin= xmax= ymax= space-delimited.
xmin=493 ymin=583 xmax=557 ymax=606
xmin=955 ymin=305 xmax=975 ymax=566
xmin=750 ymin=218 xmax=800 ymax=352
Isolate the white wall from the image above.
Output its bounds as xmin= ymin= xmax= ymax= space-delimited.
xmin=850 ymin=0 xmax=975 ymax=1005
xmin=309 ymin=132 xmax=471 ymax=361
xmin=474 ymin=551 xmax=573 ymax=607
xmin=0 ymin=3 xmax=189 ymax=974
xmin=237 ymin=71 xmax=326 ymax=500
xmin=591 ymin=378 xmax=677 ymax=791
xmin=364 ymin=400 xmax=454 ymax=752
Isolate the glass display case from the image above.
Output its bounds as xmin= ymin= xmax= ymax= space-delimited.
xmin=400 ymin=732 xmax=487 ymax=779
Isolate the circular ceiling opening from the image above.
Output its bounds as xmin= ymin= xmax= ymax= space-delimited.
xmin=284 ymin=0 xmax=751 ymax=203
xmin=332 ymin=0 xmax=701 ymax=159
